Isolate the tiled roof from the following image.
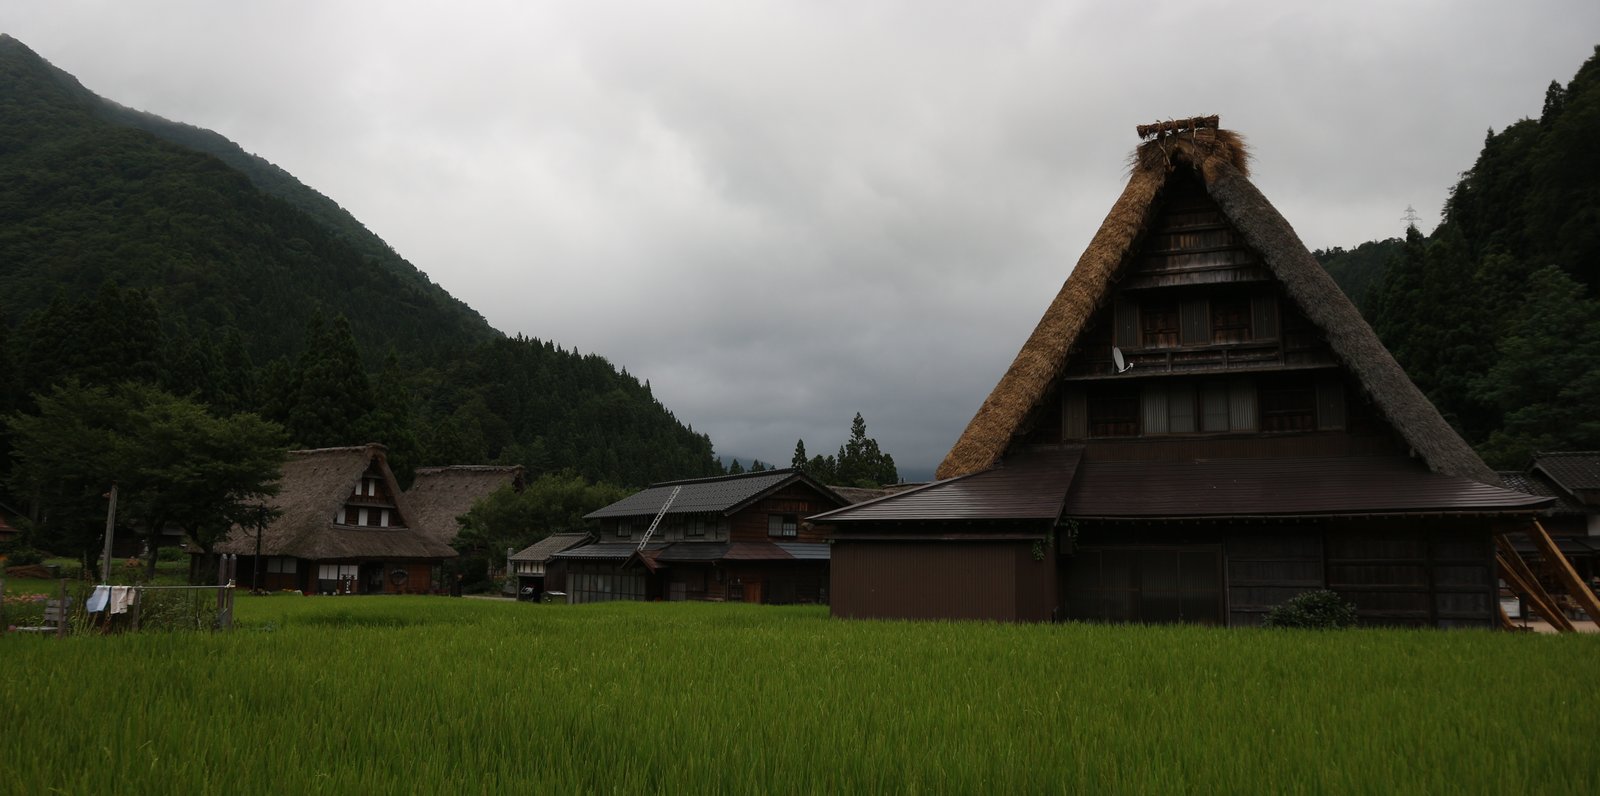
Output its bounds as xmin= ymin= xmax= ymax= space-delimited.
xmin=1496 ymin=471 xmax=1586 ymax=516
xmin=585 ymin=469 xmax=845 ymax=519
xmin=814 ymin=446 xmax=1083 ymax=523
xmin=509 ymin=533 xmax=590 ymax=563
xmin=1531 ymin=452 xmax=1600 ymax=493
xmin=553 ymin=542 xmax=666 ymax=561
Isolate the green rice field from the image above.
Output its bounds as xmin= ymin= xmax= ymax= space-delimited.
xmin=3 ymin=596 xmax=1596 ymax=794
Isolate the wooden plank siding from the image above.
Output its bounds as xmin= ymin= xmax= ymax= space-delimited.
xmin=1061 ymin=522 xmax=1497 ymax=628
xmin=832 ymin=540 xmax=1054 ymax=622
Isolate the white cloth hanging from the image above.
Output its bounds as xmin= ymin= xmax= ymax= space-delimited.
xmin=86 ymin=585 xmax=111 ymax=612
xmin=109 ymin=586 xmax=136 ymax=615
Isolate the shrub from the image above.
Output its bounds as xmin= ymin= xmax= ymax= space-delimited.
xmin=1263 ymin=590 xmax=1358 ymax=629
xmin=0 ymin=544 xmax=47 ymax=567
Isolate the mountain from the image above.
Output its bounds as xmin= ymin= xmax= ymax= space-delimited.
xmin=0 ymin=34 xmax=721 ymax=487
xmin=0 ymin=33 xmax=491 ymax=361
xmin=1328 ymin=44 xmax=1600 ymax=467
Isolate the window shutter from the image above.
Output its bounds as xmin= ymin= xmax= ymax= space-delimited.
xmin=1316 ymin=374 xmax=1346 ymax=429
xmin=1168 ymin=382 xmax=1196 ymax=433
xmin=1180 ymin=298 xmax=1210 ymax=346
xmin=1229 ymin=378 xmax=1258 ymax=432
xmin=1201 ymin=381 xmax=1230 ymax=432
xmin=1062 ymin=387 xmax=1088 ymax=440
xmin=1114 ymin=298 xmax=1140 ymax=350
xmin=1142 ymin=383 xmax=1169 ymax=435
xmin=1251 ymin=294 xmax=1280 ymax=340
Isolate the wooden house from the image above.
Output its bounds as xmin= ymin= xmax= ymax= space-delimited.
xmin=815 ymin=118 xmax=1552 ymax=627
xmin=1499 ymin=452 xmax=1600 ymax=586
xmin=405 ymin=465 xmax=525 ymax=548
xmin=209 ymin=443 xmax=457 ymax=594
xmin=550 ymin=469 xmax=849 ymax=604
xmin=509 ymin=532 xmax=590 ymax=600
xmin=0 ymin=500 xmax=20 ymax=545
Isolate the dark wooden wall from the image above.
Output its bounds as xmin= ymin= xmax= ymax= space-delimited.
xmin=1060 ymin=521 xmax=1496 ymax=628
xmin=832 ymin=540 xmax=1054 ymax=621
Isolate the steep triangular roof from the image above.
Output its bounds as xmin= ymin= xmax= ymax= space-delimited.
xmin=405 ymin=465 xmax=525 ymax=546
xmin=938 ymin=119 xmax=1496 ymax=484
xmin=215 ymin=443 xmax=456 ymax=560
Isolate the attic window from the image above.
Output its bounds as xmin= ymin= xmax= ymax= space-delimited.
xmin=768 ymin=514 xmax=798 ymax=538
xmin=1211 ymin=296 xmax=1252 ymax=343
xmin=1259 ymin=376 xmax=1316 ymax=432
xmin=615 ymin=519 xmax=631 ymax=538
xmin=686 ymin=517 xmax=709 ymax=538
xmin=1088 ymin=386 xmax=1141 ymax=438
xmin=1141 ymin=300 xmax=1180 ymax=348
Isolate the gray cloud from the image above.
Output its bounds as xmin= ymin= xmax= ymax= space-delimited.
xmin=5 ymin=1 xmax=1597 ymax=478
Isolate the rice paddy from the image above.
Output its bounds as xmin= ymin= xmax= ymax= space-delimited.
xmin=3 ymin=597 xmax=1596 ymax=794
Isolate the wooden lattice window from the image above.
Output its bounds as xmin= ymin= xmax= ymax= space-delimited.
xmin=1088 ymin=387 xmax=1141 ymax=437
xmin=1142 ymin=300 xmax=1180 ymax=348
xmin=1259 ymin=378 xmax=1316 ymax=432
xmin=1211 ymin=296 xmax=1252 ymax=343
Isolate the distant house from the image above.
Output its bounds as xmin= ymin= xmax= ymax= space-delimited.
xmin=208 ymin=443 xmax=457 ymax=594
xmin=550 ymin=469 xmax=850 ymax=604
xmin=405 ymin=465 xmax=525 ymax=548
xmin=509 ymin=533 xmax=590 ymax=600
xmin=0 ymin=505 xmax=19 ymax=545
xmin=1499 ymin=451 xmax=1600 ymax=584
xmin=815 ymin=117 xmax=1551 ymax=627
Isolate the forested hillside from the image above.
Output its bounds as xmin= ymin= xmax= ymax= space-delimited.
xmin=1324 ymin=45 xmax=1600 ymax=467
xmin=0 ymin=35 xmax=720 ymax=500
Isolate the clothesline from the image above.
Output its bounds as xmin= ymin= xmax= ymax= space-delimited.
xmin=93 ymin=582 xmax=236 ymax=591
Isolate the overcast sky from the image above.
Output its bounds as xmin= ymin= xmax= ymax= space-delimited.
xmin=5 ymin=3 xmax=1597 ymax=479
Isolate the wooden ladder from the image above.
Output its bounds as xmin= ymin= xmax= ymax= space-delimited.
xmin=636 ymin=486 xmax=681 ymax=552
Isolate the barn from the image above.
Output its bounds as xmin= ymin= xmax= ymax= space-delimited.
xmin=816 ymin=118 xmax=1553 ymax=627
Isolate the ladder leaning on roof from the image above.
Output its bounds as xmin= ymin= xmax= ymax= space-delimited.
xmin=636 ymin=486 xmax=681 ymax=552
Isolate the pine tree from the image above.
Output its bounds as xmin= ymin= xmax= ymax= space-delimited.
xmin=728 ymin=459 xmax=745 ymax=475
xmin=1473 ymin=265 xmax=1600 ymax=465
xmin=791 ymin=439 xmax=807 ymax=470
xmin=287 ymin=314 xmax=373 ymax=447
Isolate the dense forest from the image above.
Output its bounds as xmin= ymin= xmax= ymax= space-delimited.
xmin=1316 ymin=45 xmax=1600 ymax=468
xmin=0 ymin=34 xmax=722 ymax=507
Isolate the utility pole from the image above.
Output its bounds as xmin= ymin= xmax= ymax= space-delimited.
xmin=100 ymin=483 xmax=119 ymax=583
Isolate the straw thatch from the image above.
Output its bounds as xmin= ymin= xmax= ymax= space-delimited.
xmin=937 ymin=124 xmax=1498 ymax=484
xmin=215 ymin=443 xmax=457 ymax=560
xmin=405 ymin=465 xmax=525 ymax=546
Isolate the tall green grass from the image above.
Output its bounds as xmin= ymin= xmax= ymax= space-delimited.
xmin=3 ymin=598 xmax=1595 ymax=793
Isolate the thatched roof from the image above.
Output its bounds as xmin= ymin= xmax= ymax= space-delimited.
xmin=215 ymin=444 xmax=456 ymax=560
xmin=937 ymin=124 xmax=1497 ymax=484
xmin=406 ymin=465 xmax=524 ymax=546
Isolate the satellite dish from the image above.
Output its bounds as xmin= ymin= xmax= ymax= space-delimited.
xmin=1112 ymin=346 xmax=1133 ymax=374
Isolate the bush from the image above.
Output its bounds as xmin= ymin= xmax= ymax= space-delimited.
xmin=1263 ymin=590 xmax=1358 ymax=629
xmin=0 ymin=544 xmax=47 ymax=567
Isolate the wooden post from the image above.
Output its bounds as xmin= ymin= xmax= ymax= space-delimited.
xmin=129 ymin=588 xmax=142 ymax=632
xmin=101 ymin=483 xmax=118 ymax=583
xmin=1 ymin=575 xmax=7 ymax=629
xmin=1497 ymin=554 xmax=1573 ymax=632
xmin=1527 ymin=519 xmax=1600 ymax=623
xmin=55 ymin=579 xmax=67 ymax=639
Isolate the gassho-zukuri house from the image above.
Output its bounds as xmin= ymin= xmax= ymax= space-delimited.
xmin=549 ymin=468 xmax=849 ymax=604
xmin=207 ymin=443 xmax=457 ymax=594
xmin=812 ymin=117 xmax=1554 ymax=628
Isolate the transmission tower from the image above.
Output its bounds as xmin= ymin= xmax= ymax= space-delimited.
xmin=1401 ymin=205 xmax=1421 ymax=226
